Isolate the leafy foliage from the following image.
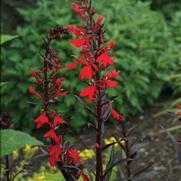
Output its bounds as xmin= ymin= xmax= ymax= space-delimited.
xmin=0 ymin=34 xmax=18 ymax=45
xmin=0 ymin=129 xmax=43 ymax=157
xmin=1 ymin=0 xmax=180 ymax=131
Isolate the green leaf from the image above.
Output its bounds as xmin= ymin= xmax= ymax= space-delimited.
xmin=0 ymin=35 xmax=18 ymax=45
xmin=0 ymin=129 xmax=43 ymax=157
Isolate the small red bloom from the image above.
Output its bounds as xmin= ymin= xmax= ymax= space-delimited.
xmin=95 ymin=15 xmax=103 ymax=28
xmin=44 ymin=129 xmax=58 ymax=142
xmin=70 ymin=36 xmax=89 ymax=47
xmin=54 ymin=116 xmax=65 ymax=127
xmin=28 ymin=86 xmax=42 ymax=99
xmin=48 ymin=142 xmax=61 ymax=166
xmin=79 ymin=65 xmax=93 ymax=80
xmin=71 ymin=2 xmax=84 ymax=13
xmin=67 ymin=148 xmax=81 ymax=164
xmin=34 ymin=114 xmax=49 ymax=128
xmin=111 ymin=108 xmax=123 ymax=120
xmin=79 ymin=173 xmax=89 ymax=181
xmin=67 ymin=61 xmax=78 ymax=69
xmin=67 ymin=25 xmax=83 ymax=36
xmin=106 ymin=68 xmax=119 ymax=79
xmin=96 ymin=52 xmax=113 ymax=67
xmin=80 ymin=85 xmax=96 ymax=101
xmin=105 ymin=80 xmax=118 ymax=87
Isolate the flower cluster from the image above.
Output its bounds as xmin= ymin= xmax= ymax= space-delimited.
xmin=67 ymin=0 xmax=123 ymax=121
xmin=29 ymin=26 xmax=88 ymax=181
xmin=177 ymin=104 xmax=181 ymax=121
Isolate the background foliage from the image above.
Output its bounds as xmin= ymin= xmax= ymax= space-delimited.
xmin=1 ymin=0 xmax=181 ymax=132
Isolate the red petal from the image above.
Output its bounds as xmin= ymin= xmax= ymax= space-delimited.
xmin=71 ymin=2 xmax=84 ymax=13
xmin=95 ymin=15 xmax=103 ymax=27
xmin=105 ymin=80 xmax=118 ymax=87
xmin=54 ymin=116 xmax=65 ymax=127
xmin=76 ymin=56 xmax=87 ymax=65
xmin=106 ymin=68 xmax=119 ymax=79
xmin=67 ymin=25 xmax=83 ymax=36
xmin=96 ymin=52 xmax=113 ymax=67
xmin=80 ymin=85 xmax=96 ymax=101
xmin=111 ymin=109 xmax=123 ymax=120
xmin=79 ymin=66 xmax=93 ymax=80
xmin=34 ymin=115 xmax=49 ymax=128
xmin=70 ymin=36 xmax=88 ymax=47
xmin=67 ymin=61 xmax=78 ymax=69
xmin=44 ymin=129 xmax=58 ymax=142
xmin=28 ymin=86 xmax=42 ymax=99
xmin=80 ymin=173 xmax=89 ymax=181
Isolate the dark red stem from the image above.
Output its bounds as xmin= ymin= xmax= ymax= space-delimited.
xmin=5 ymin=155 xmax=10 ymax=181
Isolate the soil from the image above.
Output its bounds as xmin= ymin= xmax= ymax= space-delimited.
xmin=73 ymin=102 xmax=181 ymax=181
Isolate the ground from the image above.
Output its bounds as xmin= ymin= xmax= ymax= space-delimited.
xmin=74 ymin=102 xmax=181 ymax=181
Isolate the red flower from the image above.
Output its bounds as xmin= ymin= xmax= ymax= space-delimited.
xmin=79 ymin=173 xmax=89 ymax=181
xmin=95 ymin=15 xmax=103 ymax=28
xmin=71 ymin=2 xmax=84 ymax=13
xmin=67 ymin=148 xmax=81 ymax=164
xmin=67 ymin=61 xmax=78 ymax=69
xmin=34 ymin=114 xmax=49 ymax=128
xmin=105 ymin=68 xmax=119 ymax=79
xmin=79 ymin=65 xmax=93 ymax=80
xmin=28 ymin=86 xmax=42 ymax=99
xmin=54 ymin=116 xmax=65 ymax=127
xmin=80 ymin=85 xmax=96 ymax=101
xmin=105 ymin=80 xmax=118 ymax=87
xmin=67 ymin=25 xmax=83 ymax=36
xmin=96 ymin=52 xmax=113 ymax=67
xmin=111 ymin=108 xmax=123 ymax=120
xmin=48 ymin=142 xmax=61 ymax=166
xmin=44 ymin=129 xmax=58 ymax=142
xmin=70 ymin=36 xmax=89 ymax=47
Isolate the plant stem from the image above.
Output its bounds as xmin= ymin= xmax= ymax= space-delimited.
xmin=5 ymin=155 xmax=10 ymax=181
xmin=96 ymin=92 xmax=103 ymax=181
xmin=121 ymin=121 xmax=131 ymax=181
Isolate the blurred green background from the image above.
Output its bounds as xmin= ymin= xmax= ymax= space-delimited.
xmin=1 ymin=0 xmax=181 ymax=132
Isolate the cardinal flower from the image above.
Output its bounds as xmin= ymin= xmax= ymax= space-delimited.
xmin=80 ymin=85 xmax=96 ymax=101
xmin=34 ymin=114 xmax=49 ymax=128
xmin=70 ymin=36 xmax=89 ymax=47
xmin=67 ymin=61 xmax=78 ymax=69
xmin=28 ymin=86 xmax=42 ymax=99
xmin=67 ymin=148 xmax=81 ymax=164
xmin=79 ymin=65 xmax=93 ymax=80
xmin=111 ymin=108 xmax=123 ymax=120
xmin=96 ymin=52 xmax=113 ymax=67
xmin=54 ymin=116 xmax=66 ymax=127
xmin=67 ymin=25 xmax=83 ymax=36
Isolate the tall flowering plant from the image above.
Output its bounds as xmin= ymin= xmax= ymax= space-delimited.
xmin=67 ymin=0 xmax=123 ymax=180
xmin=29 ymin=27 xmax=88 ymax=181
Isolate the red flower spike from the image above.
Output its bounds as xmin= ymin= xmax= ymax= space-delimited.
xmin=111 ymin=108 xmax=123 ymax=120
xmin=96 ymin=52 xmax=113 ymax=67
xmin=70 ymin=36 xmax=89 ymax=47
xmin=80 ymin=85 xmax=96 ymax=101
xmin=34 ymin=114 xmax=49 ymax=128
xmin=67 ymin=61 xmax=78 ymax=69
xmin=54 ymin=116 xmax=65 ymax=127
xmin=67 ymin=25 xmax=83 ymax=36
xmin=79 ymin=65 xmax=93 ymax=80
xmin=28 ymin=86 xmax=42 ymax=99
xmin=68 ymin=148 xmax=81 ymax=164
